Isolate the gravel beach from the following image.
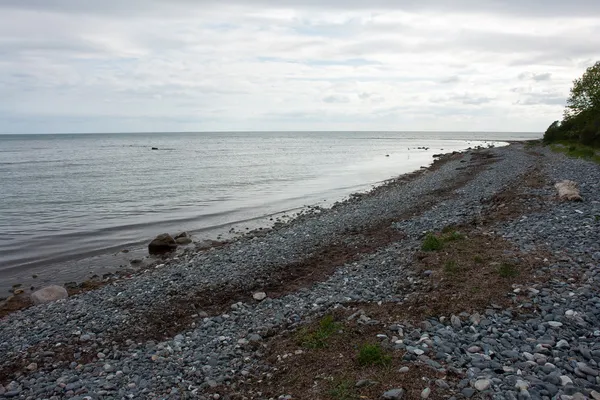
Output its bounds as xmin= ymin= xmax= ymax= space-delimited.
xmin=1 ymin=142 xmax=599 ymax=400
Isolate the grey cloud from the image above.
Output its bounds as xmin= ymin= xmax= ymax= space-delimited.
xmin=322 ymin=94 xmax=350 ymax=103
xmin=431 ymin=93 xmax=494 ymax=105
xmin=516 ymin=95 xmax=565 ymax=106
xmin=440 ymin=76 xmax=460 ymax=84
xmin=518 ymin=72 xmax=552 ymax=81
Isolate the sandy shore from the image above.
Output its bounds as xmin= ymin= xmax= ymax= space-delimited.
xmin=2 ymin=142 xmax=600 ymax=399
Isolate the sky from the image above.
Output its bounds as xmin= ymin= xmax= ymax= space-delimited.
xmin=0 ymin=1 xmax=599 ymax=134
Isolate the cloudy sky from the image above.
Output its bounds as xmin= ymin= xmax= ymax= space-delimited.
xmin=0 ymin=1 xmax=599 ymax=133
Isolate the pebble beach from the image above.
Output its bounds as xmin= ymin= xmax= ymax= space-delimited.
xmin=1 ymin=142 xmax=600 ymax=400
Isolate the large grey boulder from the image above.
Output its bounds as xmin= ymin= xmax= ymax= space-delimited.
xmin=31 ymin=285 xmax=68 ymax=305
xmin=148 ymin=233 xmax=177 ymax=255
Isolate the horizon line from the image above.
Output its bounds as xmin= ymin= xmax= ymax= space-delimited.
xmin=0 ymin=130 xmax=542 ymax=135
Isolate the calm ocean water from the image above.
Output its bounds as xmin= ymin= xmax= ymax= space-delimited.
xmin=0 ymin=131 xmax=540 ymax=290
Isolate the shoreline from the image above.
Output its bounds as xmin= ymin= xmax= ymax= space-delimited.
xmin=0 ymin=142 xmax=498 ymax=301
xmin=2 ymin=142 xmax=599 ymax=398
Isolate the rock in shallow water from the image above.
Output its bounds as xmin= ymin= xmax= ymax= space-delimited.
xmin=148 ymin=233 xmax=177 ymax=255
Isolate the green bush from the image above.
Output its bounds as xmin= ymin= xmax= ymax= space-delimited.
xmin=357 ymin=343 xmax=391 ymax=367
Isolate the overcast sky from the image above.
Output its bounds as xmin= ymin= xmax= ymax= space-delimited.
xmin=1 ymin=1 xmax=598 ymax=133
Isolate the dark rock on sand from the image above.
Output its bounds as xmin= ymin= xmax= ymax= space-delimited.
xmin=30 ymin=285 xmax=68 ymax=305
xmin=148 ymin=233 xmax=177 ymax=255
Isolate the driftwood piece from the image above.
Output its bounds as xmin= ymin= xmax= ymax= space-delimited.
xmin=555 ymin=180 xmax=582 ymax=201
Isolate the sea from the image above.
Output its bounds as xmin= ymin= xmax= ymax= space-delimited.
xmin=0 ymin=131 xmax=541 ymax=294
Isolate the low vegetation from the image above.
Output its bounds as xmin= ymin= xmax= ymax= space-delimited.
xmin=297 ymin=315 xmax=340 ymax=349
xmin=356 ymin=343 xmax=391 ymax=367
xmin=498 ymin=263 xmax=519 ymax=278
xmin=327 ymin=380 xmax=357 ymax=400
xmin=421 ymin=229 xmax=465 ymax=252
xmin=421 ymin=233 xmax=443 ymax=251
xmin=549 ymin=142 xmax=600 ymax=164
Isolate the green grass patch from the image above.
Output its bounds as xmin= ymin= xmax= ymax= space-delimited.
xmin=357 ymin=343 xmax=391 ymax=367
xmin=443 ymin=260 xmax=461 ymax=275
xmin=473 ymin=255 xmax=484 ymax=264
xmin=327 ymin=380 xmax=358 ymax=400
xmin=297 ymin=315 xmax=341 ymax=349
xmin=498 ymin=263 xmax=519 ymax=278
xmin=550 ymin=142 xmax=600 ymax=164
xmin=421 ymin=233 xmax=443 ymax=251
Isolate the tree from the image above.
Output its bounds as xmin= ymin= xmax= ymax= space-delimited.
xmin=565 ymin=61 xmax=600 ymax=119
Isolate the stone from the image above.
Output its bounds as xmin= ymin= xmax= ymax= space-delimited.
xmin=253 ymin=292 xmax=267 ymax=301
xmin=355 ymin=380 xmax=377 ymax=388
xmin=474 ymin=379 xmax=491 ymax=391
xmin=175 ymin=236 xmax=192 ymax=245
xmin=590 ymin=390 xmax=600 ymax=400
xmin=515 ymin=379 xmax=529 ymax=391
xmin=576 ymin=363 xmax=599 ymax=376
xmin=557 ymin=339 xmax=569 ymax=348
xmin=31 ymin=285 xmax=68 ymax=305
xmin=148 ymin=233 xmax=177 ymax=255
xmin=451 ymin=315 xmax=461 ymax=329
xmin=547 ymin=321 xmax=563 ymax=328
xmin=25 ymin=363 xmax=37 ymax=371
xmin=435 ymin=379 xmax=450 ymax=389
xmin=462 ymin=388 xmax=476 ymax=398
xmin=382 ymin=388 xmax=405 ymax=399
xmin=399 ymin=367 xmax=409 ymax=373
xmin=559 ymin=376 xmax=573 ymax=386
xmin=421 ymin=387 xmax=431 ymax=398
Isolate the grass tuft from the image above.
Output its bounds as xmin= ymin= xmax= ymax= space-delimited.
xmin=421 ymin=233 xmax=443 ymax=251
xmin=357 ymin=343 xmax=391 ymax=367
xmin=443 ymin=260 xmax=461 ymax=275
xmin=473 ymin=255 xmax=484 ymax=264
xmin=297 ymin=315 xmax=340 ymax=349
xmin=498 ymin=263 xmax=519 ymax=278
xmin=327 ymin=380 xmax=357 ymax=400
xmin=443 ymin=231 xmax=465 ymax=242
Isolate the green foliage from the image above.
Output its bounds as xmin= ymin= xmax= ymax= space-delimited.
xmin=444 ymin=260 xmax=461 ymax=275
xmin=498 ymin=263 xmax=519 ymax=278
xmin=421 ymin=233 xmax=443 ymax=251
xmin=422 ymin=230 xmax=465 ymax=252
xmin=327 ymin=380 xmax=358 ymax=400
xmin=566 ymin=61 xmax=600 ymax=118
xmin=473 ymin=255 xmax=484 ymax=264
xmin=297 ymin=315 xmax=340 ymax=349
xmin=357 ymin=343 xmax=392 ymax=367
xmin=544 ymin=61 xmax=600 ymax=148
